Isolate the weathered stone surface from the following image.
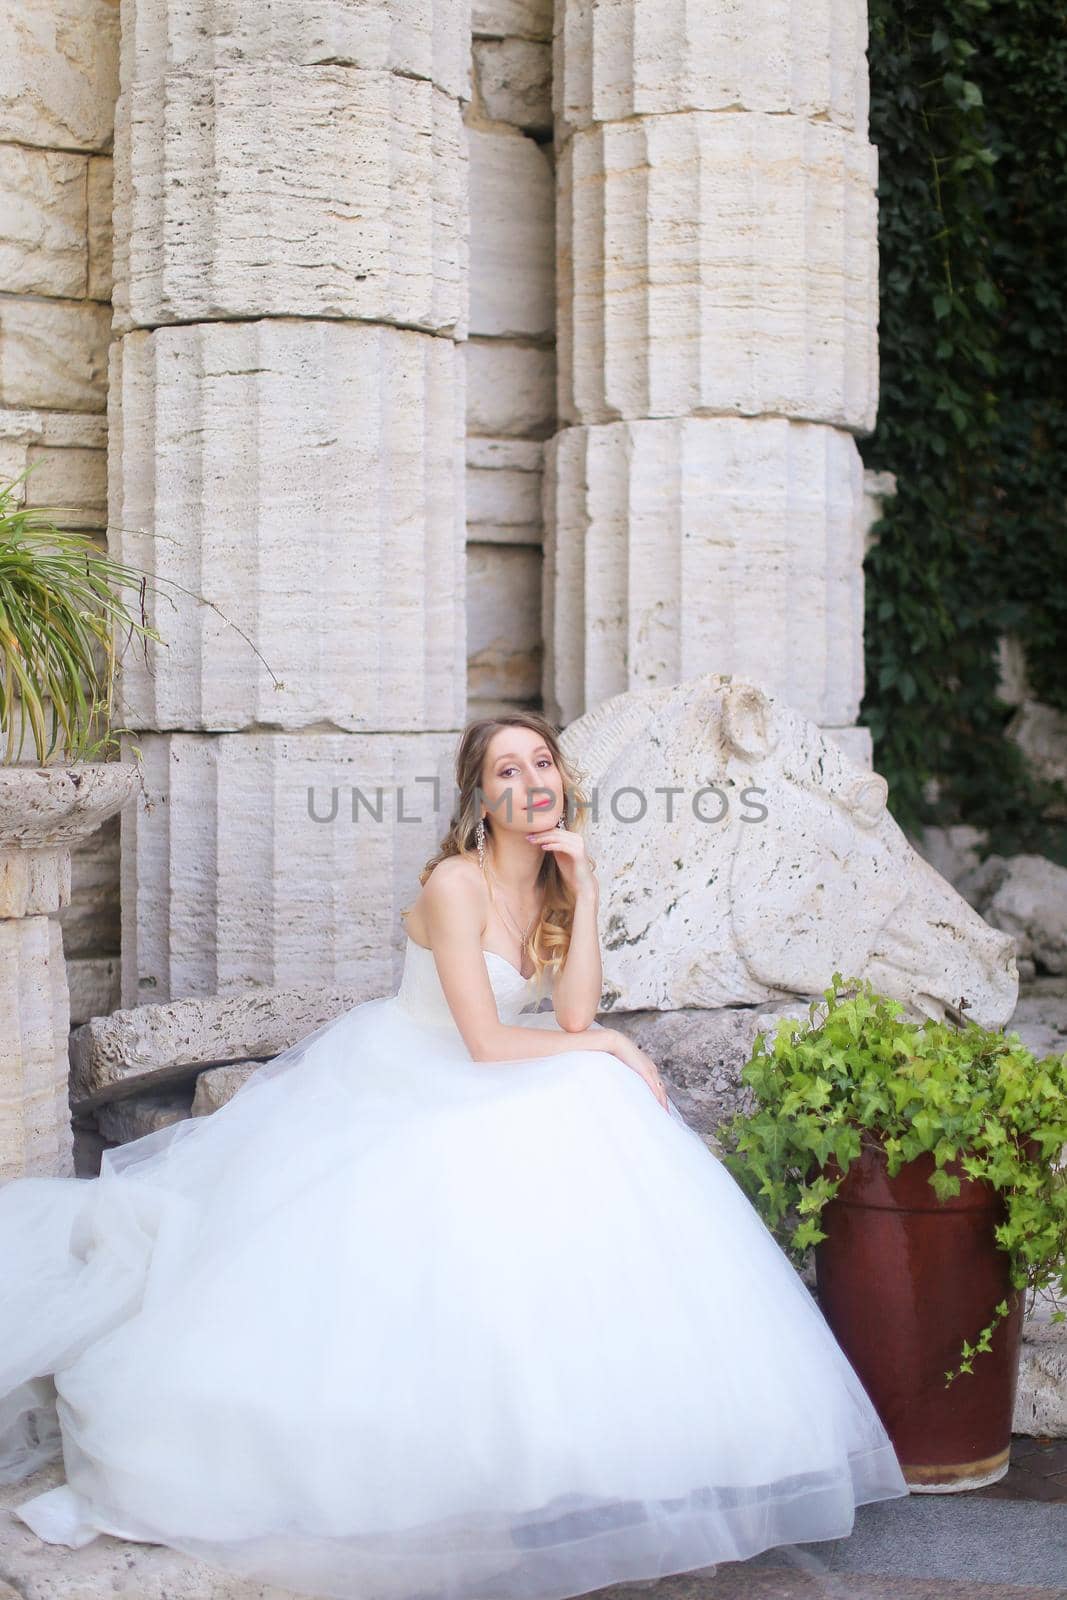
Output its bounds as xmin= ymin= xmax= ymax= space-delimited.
xmin=112 ymin=72 xmax=467 ymax=334
xmin=473 ymin=0 xmax=551 ymax=38
xmin=473 ymin=38 xmax=551 ymax=132
xmin=124 ymin=0 xmax=470 ymax=100
xmin=59 ymin=813 xmax=120 ymax=954
xmin=95 ymin=1086 xmax=194 ymax=1143
xmin=466 ymin=436 xmax=543 ymax=544
xmin=0 ymin=917 xmax=72 ymax=1181
xmin=0 ymin=409 xmax=107 ymax=527
xmin=69 ymin=982 xmax=368 ymax=1107
xmin=609 ymin=999 xmax=810 ymax=1144
xmin=109 ymin=323 xmax=466 ymax=730
xmin=913 ymin=824 xmax=989 ymax=891
xmin=468 ymin=128 xmax=553 ymax=338
xmin=0 ymin=0 xmax=120 ymax=151
xmin=555 ymin=0 xmax=869 ymax=139
xmin=558 ymin=673 xmax=1019 ymax=1027
xmin=0 ymin=1461 xmax=300 ymax=1597
xmin=118 ymin=730 xmax=460 ymax=1005
xmin=66 ymin=954 xmax=120 ymax=1026
xmin=86 ymin=153 xmax=113 ymax=301
xmin=1006 ymin=700 xmax=1067 ymax=815
xmin=467 ymin=542 xmax=542 ymax=703
xmin=557 ymin=115 xmax=878 ymax=429
xmin=1014 ymin=1295 xmax=1067 ymax=1437
xmin=192 ymin=1060 xmax=260 ymax=1113
xmin=0 ymin=297 xmax=111 ymax=412
xmin=0 ymin=765 xmax=141 ymax=849
xmin=999 ymin=977 xmax=1067 ymax=1063
xmin=544 ymin=418 xmax=866 ymax=729
xmin=0 ymin=146 xmax=89 ymax=298
xmin=957 ymin=854 xmax=1067 ymax=977
xmin=860 ymin=467 xmax=897 ymax=555
xmin=466 ymin=338 xmax=555 ymax=436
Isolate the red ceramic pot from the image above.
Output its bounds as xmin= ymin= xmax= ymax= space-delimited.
xmin=813 ymin=1130 xmax=1027 ymax=1492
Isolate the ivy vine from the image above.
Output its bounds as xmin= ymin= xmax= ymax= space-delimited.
xmin=862 ymin=0 xmax=1067 ymax=862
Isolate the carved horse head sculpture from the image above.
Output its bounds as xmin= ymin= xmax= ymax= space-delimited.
xmin=559 ymin=674 xmax=1018 ymax=1028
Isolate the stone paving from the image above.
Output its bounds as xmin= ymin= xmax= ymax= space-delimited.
xmin=3 ymin=1442 xmax=1066 ymax=1600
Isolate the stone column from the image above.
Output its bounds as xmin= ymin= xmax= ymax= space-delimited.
xmin=0 ymin=2 xmax=126 ymax=1025
xmin=110 ymin=0 xmax=472 ymax=1004
xmin=546 ymin=0 xmax=879 ymax=764
xmin=465 ymin=0 xmax=555 ymax=714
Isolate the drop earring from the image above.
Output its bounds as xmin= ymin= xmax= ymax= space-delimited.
xmin=475 ymin=816 xmax=486 ymax=868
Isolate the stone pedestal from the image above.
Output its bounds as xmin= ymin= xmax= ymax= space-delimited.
xmin=0 ymin=764 xmax=140 ymax=1179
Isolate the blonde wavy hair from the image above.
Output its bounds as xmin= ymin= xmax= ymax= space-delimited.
xmin=400 ymin=712 xmax=595 ymax=993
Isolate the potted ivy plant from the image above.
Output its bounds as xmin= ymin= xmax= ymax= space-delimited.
xmin=717 ymin=971 xmax=1067 ymax=1494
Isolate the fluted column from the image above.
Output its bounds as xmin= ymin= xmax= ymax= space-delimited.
xmin=546 ymin=0 xmax=878 ymax=761
xmin=111 ymin=0 xmax=471 ymax=1004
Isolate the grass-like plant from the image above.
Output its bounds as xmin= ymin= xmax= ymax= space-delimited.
xmin=717 ymin=972 xmax=1067 ymax=1386
xmin=0 ymin=466 xmax=161 ymax=766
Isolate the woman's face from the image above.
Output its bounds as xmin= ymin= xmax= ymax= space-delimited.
xmin=480 ymin=726 xmax=564 ymax=836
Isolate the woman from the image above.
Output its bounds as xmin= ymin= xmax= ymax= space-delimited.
xmin=0 ymin=713 xmax=909 ymax=1600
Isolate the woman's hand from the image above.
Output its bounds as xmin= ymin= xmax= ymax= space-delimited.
xmin=602 ymin=1029 xmax=671 ymax=1112
xmin=525 ymin=821 xmax=597 ymax=896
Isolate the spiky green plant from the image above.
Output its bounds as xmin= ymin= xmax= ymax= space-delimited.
xmin=0 ymin=467 xmax=161 ymax=765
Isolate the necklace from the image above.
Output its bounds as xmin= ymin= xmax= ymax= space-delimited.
xmin=487 ymin=868 xmax=542 ymax=968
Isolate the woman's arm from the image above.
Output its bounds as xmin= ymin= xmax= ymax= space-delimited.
xmin=420 ymin=859 xmax=622 ymax=1065
xmin=551 ymin=880 xmax=602 ymax=1032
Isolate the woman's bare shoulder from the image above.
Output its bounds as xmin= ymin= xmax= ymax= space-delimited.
xmin=405 ymin=856 xmax=486 ymax=943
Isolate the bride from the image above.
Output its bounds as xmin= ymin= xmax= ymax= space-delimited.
xmin=0 ymin=713 xmax=909 ymax=1600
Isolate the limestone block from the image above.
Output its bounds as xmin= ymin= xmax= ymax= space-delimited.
xmin=956 ymin=854 xmax=1067 ymax=976
xmin=557 ymin=672 xmax=1019 ymax=1027
xmin=95 ymin=1086 xmax=193 ymax=1143
xmin=1014 ymin=1296 xmax=1067 ymax=1437
xmin=466 ymin=338 xmax=555 ymax=436
xmin=0 ymin=917 xmax=72 ymax=1181
xmin=860 ymin=466 xmax=897 ymax=556
xmin=467 ymin=542 xmax=542 ymax=702
xmin=0 ymin=0 xmax=119 ymax=151
xmin=124 ymin=0 xmax=470 ymax=101
xmin=467 ymin=436 xmax=543 ymax=543
xmin=473 ymin=39 xmax=551 ymax=133
xmin=607 ymin=998 xmax=810 ymax=1145
xmin=468 ymin=128 xmax=553 ymax=338
xmin=66 ymin=953 xmax=121 ymax=1025
xmin=70 ymin=978 xmax=372 ymax=1105
xmin=112 ymin=72 xmax=467 ymax=335
xmin=0 ymin=409 xmax=107 ymax=527
xmin=544 ymin=417 xmax=866 ymax=729
xmin=913 ymin=824 xmax=988 ymax=891
xmin=821 ymin=726 xmax=872 ymax=769
xmin=118 ymin=729 xmax=461 ymax=1006
xmin=86 ymin=153 xmax=113 ymax=301
xmin=1004 ymin=980 xmax=1067 ymax=1066
xmin=473 ymin=0 xmax=551 ymax=38
xmin=109 ymin=321 xmax=466 ymax=729
xmin=555 ymin=0 xmax=869 ymax=140
xmin=192 ymin=1060 xmax=260 ymax=1113
xmin=59 ymin=813 xmax=120 ymax=954
xmin=557 ymin=115 xmax=878 ymax=430
xmin=1006 ymin=701 xmax=1067 ymax=812
xmin=0 ymin=298 xmax=110 ymax=412
xmin=0 ymin=848 xmax=70 ymax=918
xmin=0 ymin=146 xmax=88 ymax=297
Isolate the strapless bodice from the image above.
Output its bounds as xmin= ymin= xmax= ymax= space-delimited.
xmin=396 ymin=935 xmax=542 ymax=1034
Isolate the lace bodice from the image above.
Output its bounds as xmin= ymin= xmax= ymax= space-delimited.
xmin=396 ymin=936 xmax=544 ymax=1033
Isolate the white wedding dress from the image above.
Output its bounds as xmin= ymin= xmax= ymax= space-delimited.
xmin=0 ymin=935 xmax=909 ymax=1600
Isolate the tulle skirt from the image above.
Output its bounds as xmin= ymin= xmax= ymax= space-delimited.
xmin=0 ymin=993 xmax=909 ymax=1600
